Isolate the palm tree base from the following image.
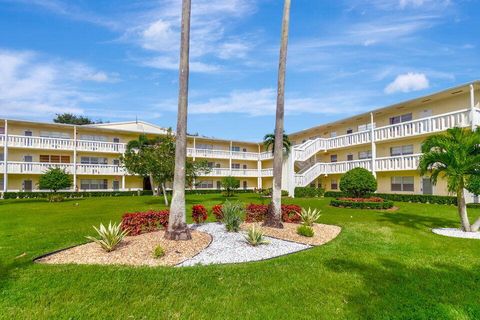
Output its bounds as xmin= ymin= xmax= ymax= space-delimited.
xmin=262 ymin=204 xmax=284 ymax=229
xmin=164 ymin=225 xmax=192 ymax=240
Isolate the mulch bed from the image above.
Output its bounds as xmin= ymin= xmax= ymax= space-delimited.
xmin=37 ymin=230 xmax=212 ymax=267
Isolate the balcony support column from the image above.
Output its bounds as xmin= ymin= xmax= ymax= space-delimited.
xmin=3 ymin=119 xmax=8 ymax=194
xmin=192 ymin=137 xmax=196 ymax=161
xmin=370 ymin=112 xmax=377 ymax=178
xmin=73 ymin=126 xmax=77 ymax=191
xmin=470 ymin=84 xmax=477 ymax=130
xmin=229 ymin=141 xmax=233 ymax=175
xmin=257 ymin=144 xmax=262 ymax=189
xmin=122 ymin=175 xmax=126 ymax=191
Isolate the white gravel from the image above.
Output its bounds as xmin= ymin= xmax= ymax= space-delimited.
xmin=432 ymin=228 xmax=480 ymax=239
xmin=177 ymin=223 xmax=311 ymax=267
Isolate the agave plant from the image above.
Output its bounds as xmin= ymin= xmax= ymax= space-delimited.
xmin=222 ymin=200 xmax=244 ymax=232
xmin=86 ymin=222 xmax=128 ymax=252
xmin=245 ymin=225 xmax=269 ymax=246
xmin=299 ymin=207 xmax=321 ymax=227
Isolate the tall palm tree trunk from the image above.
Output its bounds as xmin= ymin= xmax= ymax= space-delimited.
xmin=457 ymin=183 xmax=471 ymax=231
xmin=263 ymin=0 xmax=291 ymax=229
xmin=165 ymin=0 xmax=192 ymax=240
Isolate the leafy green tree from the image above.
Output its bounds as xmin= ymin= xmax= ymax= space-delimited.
xmin=121 ymin=132 xmax=210 ymax=205
xmin=419 ymin=127 xmax=480 ymax=231
xmin=263 ymin=132 xmax=292 ymax=155
xmin=466 ymin=175 xmax=480 ymax=196
xmin=53 ymin=113 xmax=100 ymax=125
xmin=339 ymin=168 xmax=377 ymax=198
xmin=221 ymin=176 xmax=240 ymax=197
xmin=39 ymin=168 xmax=72 ymax=202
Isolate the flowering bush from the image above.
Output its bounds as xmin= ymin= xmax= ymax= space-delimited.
xmin=212 ymin=204 xmax=223 ymax=221
xmin=245 ymin=204 xmax=302 ymax=223
xmin=192 ymin=204 xmax=208 ymax=223
xmin=121 ymin=210 xmax=169 ymax=236
xmin=338 ymin=197 xmax=384 ymax=203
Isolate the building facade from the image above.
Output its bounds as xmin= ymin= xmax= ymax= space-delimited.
xmin=1 ymin=81 xmax=479 ymax=198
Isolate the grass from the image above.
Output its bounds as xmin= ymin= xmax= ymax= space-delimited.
xmin=1 ymin=193 xmax=479 ymax=319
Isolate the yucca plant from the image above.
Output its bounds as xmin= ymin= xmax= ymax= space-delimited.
xmin=299 ymin=207 xmax=321 ymax=226
xmin=222 ymin=200 xmax=244 ymax=232
xmin=85 ymin=222 xmax=128 ymax=252
xmin=245 ymin=225 xmax=269 ymax=246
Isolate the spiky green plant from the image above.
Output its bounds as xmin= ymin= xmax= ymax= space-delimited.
xmin=245 ymin=224 xmax=269 ymax=246
xmin=299 ymin=207 xmax=321 ymax=226
xmin=222 ymin=200 xmax=244 ymax=232
xmin=85 ymin=222 xmax=128 ymax=252
xmin=153 ymin=245 xmax=165 ymax=259
xmin=297 ymin=225 xmax=314 ymax=237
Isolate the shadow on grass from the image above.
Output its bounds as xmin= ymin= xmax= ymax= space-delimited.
xmin=324 ymin=257 xmax=480 ymax=318
xmin=377 ymin=212 xmax=458 ymax=231
xmin=0 ymin=198 xmax=86 ymax=206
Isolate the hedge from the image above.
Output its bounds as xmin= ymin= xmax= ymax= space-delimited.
xmin=294 ymin=187 xmax=325 ymax=198
xmin=330 ymin=199 xmax=394 ymax=210
xmin=467 ymin=203 xmax=480 ymax=209
xmin=324 ymin=191 xmax=457 ymax=205
xmin=1 ymin=190 xmax=154 ymax=199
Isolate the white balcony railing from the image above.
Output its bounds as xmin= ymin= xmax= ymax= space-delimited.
xmin=294 ymin=154 xmax=422 ymax=187
xmin=76 ymin=164 xmax=126 ymax=175
xmin=76 ymin=140 xmax=126 ymax=153
xmin=261 ymin=168 xmax=273 ymax=177
xmin=6 ymin=162 xmax=126 ymax=175
xmin=201 ymin=168 xmax=260 ymax=177
xmin=7 ymin=135 xmax=75 ymax=151
xmin=188 ymin=148 xmax=260 ymax=161
xmin=292 ymin=108 xmax=473 ymax=163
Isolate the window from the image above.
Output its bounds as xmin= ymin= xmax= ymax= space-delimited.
xmin=215 ymin=163 xmax=221 ymax=168
xmin=0 ymin=127 xmax=5 ymax=134
xmin=391 ymin=176 xmax=414 ymax=192
xmin=231 ymin=163 xmax=240 ymax=169
xmin=112 ymin=180 xmax=120 ymax=190
xmin=243 ymin=181 xmax=248 ymax=190
xmin=242 ymin=148 xmax=247 ymax=152
xmin=0 ymin=177 xmax=3 ymax=188
xmin=79 ymin=134 xmax=107 ymax=142
xmin=207 ymin=162 xmax=215 ymax=168
xmin=330 ymin=155 xmax=338 ymax=163
xmin=330 ymin=132 xmax=337 ymax=138
xmin=113 ymin=138 xmax=120 ymax=143
xmin=40 ymin=131 xmax=70 ymax=139
xmin=390 ymin=145 xmax=414 ymax=156
xmin=331 ymin=179 xmax=338 ymax=190
xmin=198 ymin=180 xmax=213 ymax=189
xmin=0 ymin=153 xmax=3 ymax=161
xmin=24 ymin=130 xmax=32 ymax=136
xmin=243 ymin=164 xmax=247 ymax=169
xmin=39 ymin=155 xmax=70 ymax=163
xmin=80 ymin=157 xmax=108 ymax=164
xmin=80 ymin=179 xmax=108 ymax=190
xmin=347 ymin=154 xmax=354 ymax=161
xmin=197 ymin=143 xmax=213 ymax=150
xmin=358 ymin=151 xmax=372 ymax=159
xmin=231 ymin=146 xmax=240 ymax=152
xmin=346 ymin=128 xmax=353 ymax=134
xmin=113 ymin=159 xmax=120 ymax=166
xmin=23 ymin=180 xmax=33 ymax=191
xmin=358 ymin=123 xmax=375 ymax=132
xmin=389 ymin=113 xmax=412 ymax=125
xmin=216 ymin=181 xmax=221 ymax=189
xmin=23 ymin=155 xmax=33 ymax=162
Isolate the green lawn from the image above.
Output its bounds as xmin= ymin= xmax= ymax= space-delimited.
xmin=1 ymin=194 xmax=479 ymax=319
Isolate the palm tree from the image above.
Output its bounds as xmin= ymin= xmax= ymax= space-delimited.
xmin=263 ymin=132 xmax=291 ymax=155
xmin=165 ymin=0 xmax=192 ymax=240
xmin=263 ymin=0 xmax=291 ymax=229
xmin=419 ymin=127 xmax=480 ymax=232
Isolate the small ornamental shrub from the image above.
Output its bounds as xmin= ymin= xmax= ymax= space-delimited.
xmin=261 ymin=188 xmax=289 ymax=197
xmin=297 ymin=225 xmax=314 ymax=237
xmin=338 ymin=197 xmax=385 ymax=203
xmin=121 ymin=210 xmax=169 ymax=236
xmin=222 ymin=201 xmax=243 ymax=232
xmin=153 ymin=245 xmax=165 ymax=259
xmin=47 ymin=194 xmax=65 ymax=202
xmin=299 ymin=207 xmax=321 ymax=226
xmin=245 ymin=204 xmax=302 ymax=223
xmin=38 ymin=167 xmax=72 ymax=201
xmin=245 ymin=225 xmax=269 ymax=246
xmin=192 ymin=205 xmax=208 ymax=223
xmin=324 ymin=191 xmax=457 ymax=205
xmin=212 ymin=204 xmax=223 ymax=221
xmin=339 ymin=168 xmax=377 ymax=198
xmin=86 ymin=222 xmax=128 ymax=252
xmin=330 ymin=199 xmax=394 ymax=209
xmin=221 ymin=176 xmax=240 ymax=197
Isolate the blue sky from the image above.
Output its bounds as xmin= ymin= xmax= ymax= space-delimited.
xmin=0 ymin=0 xmax=478 ymax=141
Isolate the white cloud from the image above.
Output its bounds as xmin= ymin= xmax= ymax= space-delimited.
xmin=385 ymin=72 xmax=430 ymax=94
xmin=0 ymin=49 xmax=111 ymax=118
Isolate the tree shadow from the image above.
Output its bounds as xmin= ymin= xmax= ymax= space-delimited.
xmin=0 ymin=198 xmax=86 ymax=206
xmin=377 ymin=212 xmax=458 ymax=231
xmin=323 ymin=257 xmax=480 ymax=318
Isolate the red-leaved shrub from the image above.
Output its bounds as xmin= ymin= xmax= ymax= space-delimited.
xmin=245 ymin=204 xmax=302 ymax=223
xmin=338 ymin=197 xmax=384 ymax=203
xmin=212 ymin=204 xmax=223 ymax=221
xmin=192 ymin=204 xmax=208 ymax=223
xmin=121 ymin=210 xmax=169 ymax=236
